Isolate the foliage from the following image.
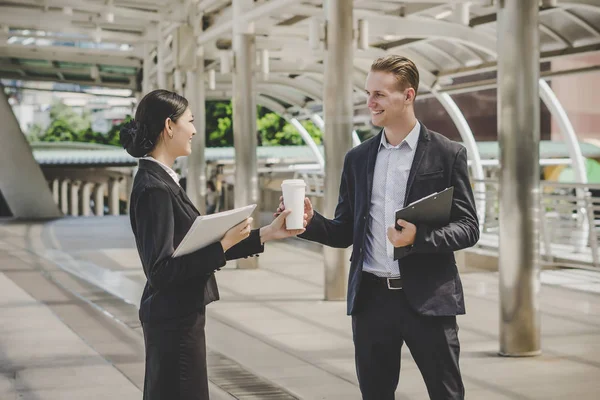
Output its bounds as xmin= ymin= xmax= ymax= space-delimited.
xmin=27 ymin=99 xmax=325 ymax=147
xmin=206 ymin=101 xmax=234 ymax=147
xmin=201 ymin=101 xmax=323 ymax=147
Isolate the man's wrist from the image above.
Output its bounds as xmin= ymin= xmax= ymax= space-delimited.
xmin=305 ymin=214 xmax=315 ymax=228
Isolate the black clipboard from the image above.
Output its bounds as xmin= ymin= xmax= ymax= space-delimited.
xmin=393 ymin=186 xmax=454 ymax=260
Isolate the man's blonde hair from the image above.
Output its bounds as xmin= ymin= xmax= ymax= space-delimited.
xmin=370 ymin=55 xmax=419 ymax=99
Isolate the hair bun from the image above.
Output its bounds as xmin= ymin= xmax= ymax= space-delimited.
xmin=119 ymin=119 xmax=155 ymax=158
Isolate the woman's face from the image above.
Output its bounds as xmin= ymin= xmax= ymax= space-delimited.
xmin=165 ymin=107 xmax=196 ymax=158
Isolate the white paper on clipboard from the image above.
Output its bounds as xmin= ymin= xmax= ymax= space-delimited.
xmin=172 ymin=204 xmax=257 ymax=257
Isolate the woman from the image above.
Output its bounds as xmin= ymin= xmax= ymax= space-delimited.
xmin=120 ymin=89 xmax=305 ymax=400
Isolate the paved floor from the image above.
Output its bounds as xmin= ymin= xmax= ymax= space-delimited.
xmin=1 ymin=216 xmax=599 ymax=399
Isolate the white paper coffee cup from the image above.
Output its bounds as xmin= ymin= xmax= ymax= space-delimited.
xmin=281 ymin=179 xmax=306 ymax=230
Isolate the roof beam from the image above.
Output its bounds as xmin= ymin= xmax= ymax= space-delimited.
xmin=539 ymin=23 xmax=572 ymax=48
xmin=0 ymin=72 xmax=137 ymax=90
xmin=437 ymin=42 xmax=600 ymax=79
xmin=561 ymin=1 xmax=600 ymax=12
xmin=0 ymin=60 xmax=134 ymax=79
xmin=5 ymin=0 xmax=174 ymax=23
xmin=562 ymin=9 xmax=600 ymax=37
xmin=196 ymin=0 xmax=298 ymax=45
xmin=0 ymin=10 xmax=145 ymax=43
xmin=0 ymin=44 xmax=141 ymax=68
xmin=355 ymin=12 xmax=497 ymax=56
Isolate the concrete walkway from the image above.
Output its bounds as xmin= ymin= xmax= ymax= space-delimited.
xmin=0 ymin=271 xmax=140 ymax=400
xmin=1 ymin=216 xmax=600 ymax=399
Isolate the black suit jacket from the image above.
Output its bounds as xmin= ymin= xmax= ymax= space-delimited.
xmin=300 ymin=123 xmax=479 ymax=316
xmin=129 ymin=159 xmax=264 ymax=323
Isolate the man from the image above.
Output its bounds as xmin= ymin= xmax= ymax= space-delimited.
xmin=277 ymin=55 xmax=479 ymax=399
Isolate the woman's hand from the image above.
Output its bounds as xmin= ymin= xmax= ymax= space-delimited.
xmin=221 ymin=217 xmax=253 ymax=252
xmin=260 ymin=209 xmax=307 ymax=243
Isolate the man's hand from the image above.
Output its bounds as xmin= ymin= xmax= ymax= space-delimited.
xmin=275 ymin=196 xmax=314 ymax=226
xmin=387 ymin=219 xmax=417 ymax=248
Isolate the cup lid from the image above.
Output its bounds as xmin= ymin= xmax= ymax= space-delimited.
xmin=281 ymin=179 xmax=306 ymax=186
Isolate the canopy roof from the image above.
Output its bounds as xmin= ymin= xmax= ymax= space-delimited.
xmin=0 ymin=0 xmax=598 ymax=117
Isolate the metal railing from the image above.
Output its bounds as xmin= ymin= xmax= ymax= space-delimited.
xmin=293 ymin=171 xmax=600 ymax=269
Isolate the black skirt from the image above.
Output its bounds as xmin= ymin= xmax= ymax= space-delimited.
xmin=142 ymin=310 xmax=209 ymax=400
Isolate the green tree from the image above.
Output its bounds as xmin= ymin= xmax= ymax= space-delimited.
xmin=34 ymin=100 xmax=94 ymax=143
xmin=28 ymin=98 xmax=325 ymax=148
xmin=42 ymin=119 xmax=77 ymax=142
xmin=205 ymin=101 xmax=233 ymax=147
xmin=257 ymin=111 xmax=286 ymax=145
xmin=30 ymin=100 xmax=131 ymax=146
xmin=204 ymin=101 xmax=323 ymax=147
xmin=47 ymin=100 xmax=91 ymax=134
xmin=259 ymin=118 xmax=322 ymax=146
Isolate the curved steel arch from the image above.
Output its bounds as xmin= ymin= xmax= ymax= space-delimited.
xmin=260 ymin=61 xmax=484 ymax=188
xmin=432 ymin=91 xmax=486 ymax=224
xmin=358 ymin=13 xmax=497 ymax=57
xmin=212 ymin=82 xmax=309 ymax=107
xmin=256 ymin=76 xmax=324 ymax=102
xmin=561 ymin=1 xmax=600 ymax=12
xmin=261 ymin=11 xmax=585 ymax=188
xmin=374 ymin=14 xmax=587 ymax=185
xmin=207 ymin=86 xmax=326 ymax=169
xmin=208 ymin=11 xmax=585 ymax=196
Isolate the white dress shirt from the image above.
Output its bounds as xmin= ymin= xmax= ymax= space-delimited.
xmin=140 ymin=156 xmax=180 ymax=186
xmin=362 ymin=121 xmax=421 ymax=278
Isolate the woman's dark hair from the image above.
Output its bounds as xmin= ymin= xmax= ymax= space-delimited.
xmin=120 ymin=89 xmax=188 ymax=157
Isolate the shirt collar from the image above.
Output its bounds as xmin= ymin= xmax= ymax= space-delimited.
xmin=380 ymin=120 xmax=421 ymax=150
xmin=140 ymin=156 xmax=180 ymax=185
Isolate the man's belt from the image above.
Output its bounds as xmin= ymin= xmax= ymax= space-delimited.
xmin=362 ymin=272 xmax=403 ymax=290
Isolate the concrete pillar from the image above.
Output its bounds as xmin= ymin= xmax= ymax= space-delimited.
xmin=174 ymin=68 xmax=183 ymax=93
xmin=156 ymin=25 xmax=167 ymax=89
xmin=60 ymin=179 xmax=70 ymax=215
xmin=94 ymin=183 xmax=105 ymax=216
xmin=452 ymin=2 xmax=471 ymax=25
xmin=81 ymin=182 xmax=94 ymax=216
xmin=497 ymin=0 xmax=541 ymax=356
xmin=233 ymin=0 xmax=259 ymax=269
xmin=142 ymin=43 xmax=151 ymax=94
xmin=0 ymin=88 xmax=61 ymax=219
xmin=108 ymin=178 xmax=120 ymax=216
xmin=186 ymin=63 xmax=208 ymax=214
xmin=52 ymin=179 xmax=59 ymax=205
xmin=69 ymin=180 xmax=80 ymax=216
xmin=322 ymin=0 xmax=354 ymax=300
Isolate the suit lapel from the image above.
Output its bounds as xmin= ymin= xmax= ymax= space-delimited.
xmin=138 ymin=160 xmax=182 ymax=194
xmin=365 ymin=130 xmax=383 ymax=206
xmin=138 ymin=159 xmax=200 ymax=218
xmin=403 ymin=124 xmax=431 ymax=205
xmin=179 ymin=189 xmax=201 ymax=216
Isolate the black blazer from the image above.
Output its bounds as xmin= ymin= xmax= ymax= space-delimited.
xmin=129 ymin=159 xmax=264 ymax=323
xmin=300 ymin=123 xmax=479 ymax=316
